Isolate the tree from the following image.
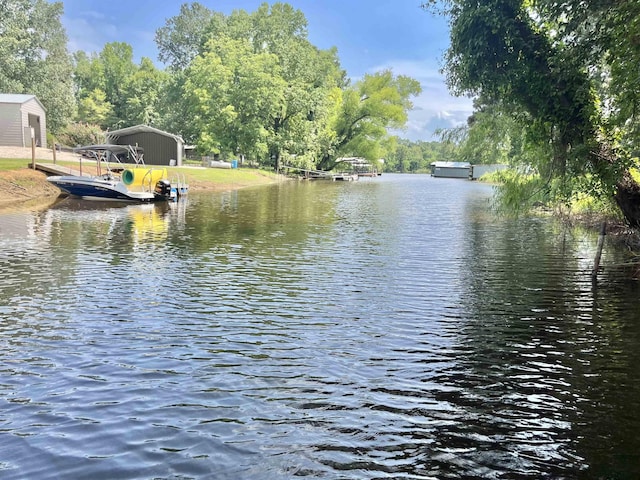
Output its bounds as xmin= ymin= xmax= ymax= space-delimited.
xmin=74 ymin=44 xmax=166 ymax=129
xmin=384 ymin=138 xmax=461 ymax=173
xmin=99 ymin=42 xmax=137 ymax=128
xmin=178 ymin=3 xmax=346 ymax=169
xmin=390 ymin=141 xmax=411 ymax=173
xmin=77 ymin=89 xmax=113 ymax=127
xmin=425 ymin=0 xmax=640 ymax=226
xmin=183 ymin=35 xmax=286 ymax=158
xmin=156 ymin=71 xmax=190 ymax=142
xmin=73 ymin=51 xmax=113 ymax=127
xmin=443 ymin=99 xmax=544 ymax=168
xmin=73 ymin=51 xmax=106 ymax=94
xmin=155 ymin=2 xmax=217 ymax=70
xmin=530 ymin=1 xmax=640 ymax=151
xmin=317 ymin=70 xmax=421 ymax=170
xmin=0 ymin=0 xmax=76 ymax=133
xmin=248 ymin=3 xmax=346 ymax=170
xmin=202 ymin=3 xmax=346 ymax=169
xmin=0 ymin=0 xmax=29 ymax=93
xmin=120 ymin=57 xmax=169 ymax=126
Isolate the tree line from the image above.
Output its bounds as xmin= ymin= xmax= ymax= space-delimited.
xmin=1 ymin=0 xmax=429 ymax=172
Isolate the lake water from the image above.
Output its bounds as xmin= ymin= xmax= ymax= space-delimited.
xmin=1 ymin=173 xmax=639 ymax=479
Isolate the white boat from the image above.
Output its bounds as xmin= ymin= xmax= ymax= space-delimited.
xmin=47 ymin=145 xmax=186 ymax=202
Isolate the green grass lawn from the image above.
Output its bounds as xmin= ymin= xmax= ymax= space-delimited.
xmin=0 ymin=159 xmax=33 ymax=171
xmin=0 ymin=156 xmax=281 ymax=187
xmin=179 ymin=165 xmax=279 ymax=183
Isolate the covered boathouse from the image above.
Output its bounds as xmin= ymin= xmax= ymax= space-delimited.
xmin=430 ymin=161 xmax=471 ymax=178
xmin=105 ymin=125 xmax=184 ymax=166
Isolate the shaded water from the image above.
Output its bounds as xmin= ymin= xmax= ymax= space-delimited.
xmin=1 ymin=174 xmax=639 ymax=479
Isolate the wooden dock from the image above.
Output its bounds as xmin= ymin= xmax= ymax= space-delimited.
xmin=33 ymin=162 xmax=98 ymax=177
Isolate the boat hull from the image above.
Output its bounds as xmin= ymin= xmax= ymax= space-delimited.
xmin=47 ymin=176 xmax=163 ymax=202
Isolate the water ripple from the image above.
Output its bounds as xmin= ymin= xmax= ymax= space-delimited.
xmin=1 ymin=177 xmax=640 ymax=478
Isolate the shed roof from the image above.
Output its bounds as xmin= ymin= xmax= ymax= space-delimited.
xmin=0 ymin=93 xmax=46 ymax=110
xmin=105 ymin=124 xmax=183 ymax=143
xmin=430 ymin=161 xmax=471 ymax=168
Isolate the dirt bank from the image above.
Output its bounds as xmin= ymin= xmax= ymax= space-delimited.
xmin=0 ymin=147 xmax=86 ymax=210
xmin=0 ymin=168 xmax=61 ymax=212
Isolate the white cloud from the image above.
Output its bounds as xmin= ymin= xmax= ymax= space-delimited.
xmin=370 ymin=59 xmax=475 ymax=141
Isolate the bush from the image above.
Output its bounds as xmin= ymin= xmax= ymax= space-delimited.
xmin=56 ymin=123 xmax=105 ymax=148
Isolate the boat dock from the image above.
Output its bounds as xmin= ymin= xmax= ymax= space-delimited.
xmin=33 ymin=162 xmax=93 ymax=176
xmin=282 ymin=165 xmax=374 ymax=181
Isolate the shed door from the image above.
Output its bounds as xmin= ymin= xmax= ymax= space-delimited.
xmin=28 ymin=114 xmax=41 ymax=147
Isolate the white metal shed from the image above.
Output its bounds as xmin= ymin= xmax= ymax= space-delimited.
xmin=0 ymin=94 xmax=47 ymax=148
xmin=430 ymin=161 xmax=471 ymax=178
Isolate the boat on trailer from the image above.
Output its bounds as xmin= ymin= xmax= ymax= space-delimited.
xmin=47 ymin=144 xmax=187 ymax=202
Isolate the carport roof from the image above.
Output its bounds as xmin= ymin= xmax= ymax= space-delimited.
xmin=105 ymin=124 xmax=183 ymax=143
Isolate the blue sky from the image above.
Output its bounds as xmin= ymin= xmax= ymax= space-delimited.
xmin=58 ymin=0 xmax=474 ymax=141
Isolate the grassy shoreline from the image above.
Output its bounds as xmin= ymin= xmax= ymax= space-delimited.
xmin=0 ymin=157 xmax=284 ymax=211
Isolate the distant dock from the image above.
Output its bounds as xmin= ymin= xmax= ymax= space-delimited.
xmin=282 ymin=165 xmax=379 ymax=181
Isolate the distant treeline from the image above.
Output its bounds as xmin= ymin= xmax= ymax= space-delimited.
xmin=384 ymin=138 xmax=459 ymax=173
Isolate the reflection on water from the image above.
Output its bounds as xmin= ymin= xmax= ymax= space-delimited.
xmin=1 ymin=175 xmax=639 ymax=479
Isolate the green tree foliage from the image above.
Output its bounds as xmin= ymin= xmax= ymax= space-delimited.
xmin=77 ymin=88 xmax=113 ymax=127
xmin=385 ymin=138 xmax=456 ymax=173
xmin=531 ymin=1 xmax=640 ymax=152
xmin=0 ymin=0 xmax=75 ymax=133
xmin=73 ymin=51 xmax=105 ymax=93
xmin=252 ymin=4 xmax=347 ymax=169
xmin=447 ymin=107 xmax=514 ymax=166
xmin=317 ymin=71 xmax=422 ymax=170
xmin=155 ymin=71 xmax=189 ymax=142
xmin=425 ymin=0 xmax=640 ymax=226
xmin=183 ymin=35 xmax=285 ymax=157
xmin=73 ymin=51 xmax=110 ymax=126
xmin=176 ymin=3 xmax=345 ymax=167
xmin=99 ymin=42 xmax=137 ymax=128
xmin=120 ymin=57 xmax=169 ymax=127
xmin=74 ymin=44 xmax=167 ymax=130
xmin=157 ymin=2 xmax=418 ymax=170
xmin=155 ymin=2 xmax=218 ymax=71
xmin=439 ymin=0 xmax=597 ymax=177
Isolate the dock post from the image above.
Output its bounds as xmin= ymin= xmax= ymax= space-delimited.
xmin=591 ymin=221 xmax=607 ymax=283
xmin=30 ymin=127 xmax=36 ymax=169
